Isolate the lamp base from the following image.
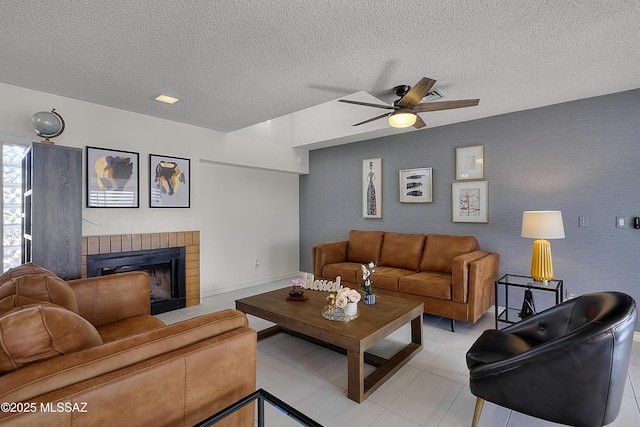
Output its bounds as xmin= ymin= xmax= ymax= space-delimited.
xmin=530 ymin=239 xmax=554 ymax=282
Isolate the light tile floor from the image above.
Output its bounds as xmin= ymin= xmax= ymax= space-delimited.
xmin=155 ymin=279 xmax=640 ymax=427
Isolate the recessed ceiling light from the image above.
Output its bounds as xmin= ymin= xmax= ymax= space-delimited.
xmin=154 ymin=94 xmax=179 ymax=104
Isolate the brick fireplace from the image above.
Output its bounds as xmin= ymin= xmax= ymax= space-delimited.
xmin=81 ymin=231 xmax=200 ymax=307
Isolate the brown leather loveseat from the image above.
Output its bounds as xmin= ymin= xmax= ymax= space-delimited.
xmin=0 ymin=263 xmax=255 ymax=426
xmin=313 ymin=230 xmax=499 ymax=330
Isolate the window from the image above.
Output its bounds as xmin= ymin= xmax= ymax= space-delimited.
xmin=1 ymin=136 xmax=30 ymax=272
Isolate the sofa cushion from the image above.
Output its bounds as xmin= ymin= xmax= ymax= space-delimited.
xmin=420 ymin=234 xmax=479 ymax=273
xmin=379 ymin=232 xmax=425 ymax=271
xmin=366 ymin=266 xmax=417 ymax=292
xmin=0 ymin=303 xmax=103 ymax=374
xmin=97 ymin=314 xmax=166 ymax=343
xmin=346 ymin=230 xmax=384 ymax=263
xmin=0 ymin=273 xmax=79 ymax=314
xmin=399 ymin=272 xmax=453 ymax=300
xmin=322 ymin=262 xmax=360 ymax=284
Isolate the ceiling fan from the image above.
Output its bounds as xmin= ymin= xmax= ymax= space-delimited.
xmin=338 ymin=77 xmax=479 ymax=129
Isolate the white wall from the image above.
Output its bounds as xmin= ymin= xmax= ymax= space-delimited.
xmin=199 ymin=162 xmax=300 ymax=295
xmin=0 ymin=83 xmax=307 ymax=293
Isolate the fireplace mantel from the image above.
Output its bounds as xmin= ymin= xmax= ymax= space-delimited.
xmin=82 ymin=231 xmax=200 ymax=307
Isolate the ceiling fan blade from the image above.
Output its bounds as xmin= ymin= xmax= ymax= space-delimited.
xmin=338 ymin=99 xmax=394 ymax=110
xmin=352 ymin=113 xmax=389 ymax=126
xmin=413 ymin=99 xmax=480 ymax=113
xmin=412 ymin=115 xmax=426 ymax=129
xmin=397 ymin=77 xmax=437 ymax=108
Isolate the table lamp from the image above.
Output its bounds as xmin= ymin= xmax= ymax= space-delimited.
xmin=521 ymin=211 xmax=565 ymax=283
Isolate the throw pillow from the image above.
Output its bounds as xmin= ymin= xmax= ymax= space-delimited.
xmin=0 ymin=273 xmax=79 ymax=314
xmin=0 ymin=303 xmax=103 ymax=374
xmin=0 ymin=262 xmax=59 ymax=284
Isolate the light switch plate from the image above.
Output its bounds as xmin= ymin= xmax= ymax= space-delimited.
xmin=578 ymin=216 xmax=589 ymax=228
xmin=616 ymin=216 xmax=626 ymax=228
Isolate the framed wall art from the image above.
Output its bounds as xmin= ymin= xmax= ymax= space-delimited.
xmin=399 ymin=167 xmax=432 ymax=203
xmin=86 ymin=146 xmax=139 ymax=208
xmin=456 ymin=144 xmax=484 ymax=180
xmin=452 ymin=181 xmax=488 ymax=223
xmin=362 ymin=158 xmax=382 ymax=218
xmin=149 ymin=154 xmax=191 ymax=208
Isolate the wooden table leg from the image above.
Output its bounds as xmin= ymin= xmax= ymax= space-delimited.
xmin=347 ymin=349 xmax=365 ymax=403
xmin=410 ymin=314 xmax=423 ymax=347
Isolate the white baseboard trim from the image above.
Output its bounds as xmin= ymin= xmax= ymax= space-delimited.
xmin=200 ymin=271 xmax=303 ymax=299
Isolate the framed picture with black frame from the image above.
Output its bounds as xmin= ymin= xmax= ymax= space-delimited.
xmin=86 ymin=146 xmax=139 ymax=208
xmin=149 ymin=154 xmax=191 ymax=208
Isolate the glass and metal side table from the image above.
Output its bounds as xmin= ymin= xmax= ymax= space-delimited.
xmin=495 ymin=274 xmax=563 ymax=329
xmin=194 ymin=388 xmax=322 ymax=427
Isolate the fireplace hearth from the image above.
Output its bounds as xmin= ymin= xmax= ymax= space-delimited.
xmin=86 ymin=247 xmax=186 ymax=315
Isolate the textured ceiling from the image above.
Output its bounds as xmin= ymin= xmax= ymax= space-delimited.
xmin=1 ymin=1 xmax=639 ymax=150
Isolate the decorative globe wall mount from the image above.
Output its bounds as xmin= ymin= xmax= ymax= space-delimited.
xmin=31 ymin=108 xmax=65 ymax=144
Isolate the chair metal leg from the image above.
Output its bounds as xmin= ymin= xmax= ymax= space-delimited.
xmin=451 ymin=318 xmax=455 ymax=332
xmin=471 ymin=397 xmax=484 ymax=427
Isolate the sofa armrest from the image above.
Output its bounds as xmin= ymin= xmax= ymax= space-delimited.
xmin=0 ymin=309 xmax=252 ymax=404
xmin=465 ymin=252 xmax=500 ymax=321
xmin=451 ymin=251 xmax=499 ymax=304
xmin=312 ymin=240 xmax=348 ymax=277
xmin=67 ymin=271 xmax=151 ymax=327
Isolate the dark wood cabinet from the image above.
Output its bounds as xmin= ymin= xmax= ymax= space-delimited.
xmin=22 ymin=143 xmax=82 ymax=280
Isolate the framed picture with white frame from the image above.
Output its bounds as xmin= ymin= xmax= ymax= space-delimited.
xmin=399 ymin=167 xmax=432 ymax=203
xmin=452 ymin=181 xmax=488 ymax=223
xmin=362 ymin=158 xmax=382 ymax=218
xmin=456 ymin=144 xmax=484 ymax=180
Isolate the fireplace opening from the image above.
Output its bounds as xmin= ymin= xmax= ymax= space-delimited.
xmin=86 ymin=247 xmax=186 ymax=315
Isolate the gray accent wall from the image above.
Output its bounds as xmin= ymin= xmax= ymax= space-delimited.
xmin=300 ymin=88 xmax=640 ymax=321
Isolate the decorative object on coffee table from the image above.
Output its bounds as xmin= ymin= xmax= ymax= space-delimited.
xmin=287 ymin=278 xmax=308 ymax=301
xmin=360 ymin=262 xmax=379 ymax=305
xmin=321 ymin=287 xmax=361 ymax=321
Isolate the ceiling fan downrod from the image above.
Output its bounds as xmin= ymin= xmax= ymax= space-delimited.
xmin=393 ymin=85 xmax=411 ymax=98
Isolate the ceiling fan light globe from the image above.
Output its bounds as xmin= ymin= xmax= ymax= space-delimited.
xmin=388 ymin=110 xmax=417 ymax=128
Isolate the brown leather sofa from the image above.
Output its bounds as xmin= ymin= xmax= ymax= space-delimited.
xmin=313 ymin=230 xmax=499 ymax=330
xmin=0 ymin=263 xmax=256 ymax=426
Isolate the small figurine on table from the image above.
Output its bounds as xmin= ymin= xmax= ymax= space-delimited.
xmin=287 ymin=278 xmax=308 ymax=301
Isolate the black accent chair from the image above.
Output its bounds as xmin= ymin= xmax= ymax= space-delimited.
xmin=466 ymin=291 xmax=637 ymax=427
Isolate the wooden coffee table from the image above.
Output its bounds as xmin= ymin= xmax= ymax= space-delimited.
xmin=236 ymin=288 xmax=424 ymax=403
